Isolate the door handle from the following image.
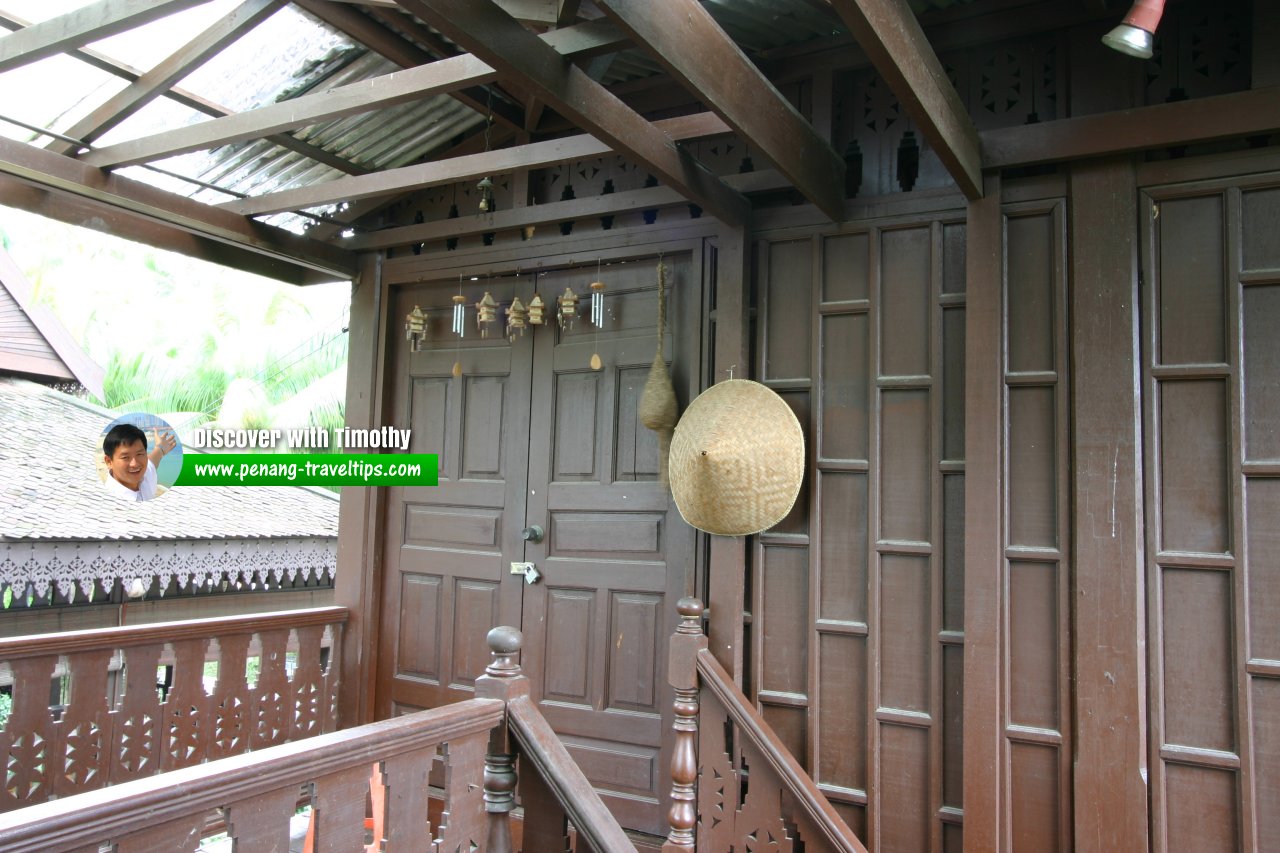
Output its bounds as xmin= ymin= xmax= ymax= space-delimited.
xmin=510 ymin=561 xmax=541 ymax=585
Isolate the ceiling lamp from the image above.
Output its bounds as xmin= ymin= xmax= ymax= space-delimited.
xmin=1102 ymin=0 xmax=1165 ymax=60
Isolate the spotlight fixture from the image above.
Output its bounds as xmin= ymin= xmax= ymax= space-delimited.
xmin=1102 ymin=0 xmax=1165 ymax=60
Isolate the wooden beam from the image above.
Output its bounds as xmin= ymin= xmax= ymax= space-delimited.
xmin=827 ymin=0 xmax=983 ymax=199
xmin=292 ymin=0 xmax=525 ymax=132
xmin=0 ymin=139 xmax=356 ymax=282
xmin=80 ymin=19 xmax=628 ymax=171
xmin=0 ymin=0 xmax=212 ymax=74
xmin=393 ymin=0 xmax=749 ymax=225
xmin=982 ymin=87 xmax=1280 ymax=168
xmin=0 ymin=175 xmax=335 ymax=285
xmin=216 ymin=111 xmax=731 ymax=217
xmin=48 ymin=0 xmax=283 ymax=156
xmin=597 ymin=0 xmax=845 ymax=221
xmin=339 ymin=168 xmax=786 ymax=250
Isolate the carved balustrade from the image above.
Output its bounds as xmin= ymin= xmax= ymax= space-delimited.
xmin=0 ymin=606 xmax=346 ymax=812
xmin=662 ymin=598 xmax=869 ymax=853
xmin=0 ymin=623 xmax=636 ymax=853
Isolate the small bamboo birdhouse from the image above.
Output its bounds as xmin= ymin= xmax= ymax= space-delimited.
xmin=557 ymin=287 xmax=580 ymax=331
xmin=528 ymin=293 xmax=546 ymax=325
xmin=476 ymin=291 xmax=498 ymax=338
xmin=507 ymin=296 xmax=528 ymax=341
xmin=405 ymin=305 xmax=427 ymax=352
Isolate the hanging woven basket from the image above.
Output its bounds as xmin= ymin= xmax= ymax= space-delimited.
xmin=639 ymin=262 xmax=678 ymax=483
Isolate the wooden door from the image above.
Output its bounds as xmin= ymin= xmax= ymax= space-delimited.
xmin=377 ymin=257 xmax=697 ymax=835
xmin=377 ymin=277 xmax=533 ymax=716
xmin=520 ymin=261 xmax=695 ymax=835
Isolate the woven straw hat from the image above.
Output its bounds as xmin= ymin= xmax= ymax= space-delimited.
xmin=669 ymin=379 xmax=805 ymax=535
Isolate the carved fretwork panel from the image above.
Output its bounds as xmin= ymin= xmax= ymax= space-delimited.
xmin=1144 ymin=1 xmax=1251 ymax=105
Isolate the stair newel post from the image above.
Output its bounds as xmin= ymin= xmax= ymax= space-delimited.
xmin=664 ymin=597 xmax=708 ymax=853
xmin=476 ymin=626 xmax=526 ymax=853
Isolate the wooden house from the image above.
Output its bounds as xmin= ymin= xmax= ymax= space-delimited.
xmin=0 ymin=1 xmax=1277 ymax=850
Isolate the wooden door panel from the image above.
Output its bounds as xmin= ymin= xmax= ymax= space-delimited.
xmin=521 ymin=258 xmax=697 ymax=836
xmin=376 ymin=280 xmax=531 ymax=719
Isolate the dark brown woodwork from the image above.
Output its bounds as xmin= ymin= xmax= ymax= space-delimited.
xmin=47 ymin=0 xmax=283 ymax=156
xmin=80 ymin=19 xmax=622 ymax=172
xmin=982 ymin=87 xmax=1280 ymax=169
xmin=1069 ymin=158 xmax=1149 ymax=853
xmin=0 ymin=138 xmax=356 ymax=282
xmin=393 ymin=0 xmax=749 ymax=226
xmin=0 ymin=0 xmax=210 ymax=74
xmin=0 ymin=607 xmax=347 ymax=812
xmin=335 ymin=254 xmax=389 ymax=728
xmin=962 ymin=172 xmax=1002 ymax=853
xmin=0 ymin=697 xmax=503 ymax=852
xmin=661 ymin=599 xmax=704 ymax=853
xmin=826 ymin=0 xmax=983 ymax=200
xmin=596 ymin=0 xmax=845 ymax=222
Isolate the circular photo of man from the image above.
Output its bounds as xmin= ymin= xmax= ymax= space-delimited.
xmin=98 ymin=413 xmax=183 ymax=502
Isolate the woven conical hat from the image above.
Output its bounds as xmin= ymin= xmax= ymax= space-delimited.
xmin=669 ymin=379 xmax=805 ymax=535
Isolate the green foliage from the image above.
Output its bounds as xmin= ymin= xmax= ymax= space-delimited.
xmin=0 ymin=692 xmax=10 ymax=730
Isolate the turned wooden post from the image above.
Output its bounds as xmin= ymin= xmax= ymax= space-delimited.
xmin=476 ymin=626 xmax=525 ymax=853
xmin=664 ymin=597 xmax=708 ymax=853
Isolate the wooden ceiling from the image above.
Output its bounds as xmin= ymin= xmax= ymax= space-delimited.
xmin=0 ymin=0 xmax=1276 ymax=283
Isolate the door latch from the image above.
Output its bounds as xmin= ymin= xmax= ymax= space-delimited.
xmin=510 ymin=561 xmax=541 ymax=585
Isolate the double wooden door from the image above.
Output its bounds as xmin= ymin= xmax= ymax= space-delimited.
xmin=377 ymin=258 xmax=695 ymax=834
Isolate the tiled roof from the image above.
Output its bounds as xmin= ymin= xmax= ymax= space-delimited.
xmin=0 ymin=377 xmax=338 ymax=541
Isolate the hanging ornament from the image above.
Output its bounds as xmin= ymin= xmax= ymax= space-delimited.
xmin=477 ymin=175 xmax=495 ymax=213
xmin=590 ymin=280 xmax=605 ymax=328
xmin=639 ymin=260 xmax=679 ymax=484
xmin=557 ymin=286 xmax=579 ymax=331
xmin=506 ymin=296 xmax=528 ymax=341
xmin=476 ymin=291 xmax=498 ymax=338
xmin=452 ymin=294 xmax=467 ymax=337
xmin=528 ymin=292 xmax=546 ymax=326
xmin=405 ymin=305 xmax=427 ymax=352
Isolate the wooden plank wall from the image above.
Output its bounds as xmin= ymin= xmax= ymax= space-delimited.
xmin=753 ymin=207 xmax=969 ymax=851
xmin=1142 ymin=169 xmax=1280 ymax=853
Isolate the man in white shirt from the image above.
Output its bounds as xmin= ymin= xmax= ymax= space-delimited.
xmin=102 ymin=423 xmax=177 ymax=502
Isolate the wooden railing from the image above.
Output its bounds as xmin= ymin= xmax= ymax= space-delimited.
xmin=0 ymin=623 xmax=635 ymax=853
xmin=661 ymin=598 xmax=869 ymax=853
xmin=0 ymin=606 xmax=346 ymax=812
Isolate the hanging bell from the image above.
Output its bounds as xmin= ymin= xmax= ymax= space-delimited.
xmin=405 ymin=305 xmax=427 ymax=352
xmin=452 ymin=294 xmax=467 ymax=337
xmin=557 ymin=287 xmax=580 ymax=330
xmin=477 ymin=175 xmax=495 ymax=213
xmin=507 ymin=297 xmax=528 ymax=341
xmin=528 ymin=293 xmax=546 ymax=326
xmin=590 ymin=280 xmax=606 ymax=328
xmin=476 ymin=291 xmax=498 ymax=338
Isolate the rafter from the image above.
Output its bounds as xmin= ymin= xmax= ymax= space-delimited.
xmin=48 ymin=0 xmax=283 ymax=156
xmin=81 ymin=19 xmax=627 ymax=171
xmin=0 ymin=138 xmax=356 ymax=282
xmin=393 ymin=0 xmax=748 ymax=225
xmin=292 ymin=0 xmax=525 ymax=132
xmin=215 ymin=111 xmax=731 ymax=217
xmin=597 ymin=0 xmax=844 ymax=221
xmin=0 ymin=0 xmax=212 ymax=74
xmin=827 ymin=0 xmax=982 ymax=200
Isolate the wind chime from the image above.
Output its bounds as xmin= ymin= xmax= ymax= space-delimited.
xmin=557 ymin=286 xmax=579 ymax=330
xmin=451 ymin=276 xmax=466 ymax=377
xmin=405 ymin=304 xmax=427 ymax=352
xmin=589 ymin=260 xmax=606 ymax=370
xmin=528 ymin=274 xmax=546 ymax=327
xmin=476 ymin=291 xmax=498 ymax=338
xmin=506 ymin=296 xmax=528 ymax=341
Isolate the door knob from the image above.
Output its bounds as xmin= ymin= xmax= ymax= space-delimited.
xmin=521 ymin=524 xmax=544 ymax=543
xmin=510 ymin=561 xmax=542 ymax=585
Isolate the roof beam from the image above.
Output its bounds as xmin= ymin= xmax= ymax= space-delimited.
xmin=80 ymin=19 xmax=627 ymax=171
xmin=340 ymin=168 xmax=788 ymax=251
xmin=596 ymin=0 xmax=845 ymax=221
xmin=981 ymin=86 xmax=1280 ymax=168
xmin=48 ymin=0 xmax=284 ymax=156
xmin=0 ymin=11 xmax=369 ymax=177
xmin=827 ymin=0 xmax=982 ymax=199
xmin=393 ymin=0 xmax=749 ymax=226
xmin=0 ymin=139 xmax=357 ymax=282
xmin=292 ymin=0 xmax=525 ymax=132
xmin=216 ymin=111 xmax=731 ymax=217
xmin=0 ymin=0 xmax=213 ymax=74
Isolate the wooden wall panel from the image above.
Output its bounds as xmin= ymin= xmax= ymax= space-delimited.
xmin=756 ymin=208 xmax=967 ymax=852
xmin=1144 ymin=174 xmax=1280 ymax=853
